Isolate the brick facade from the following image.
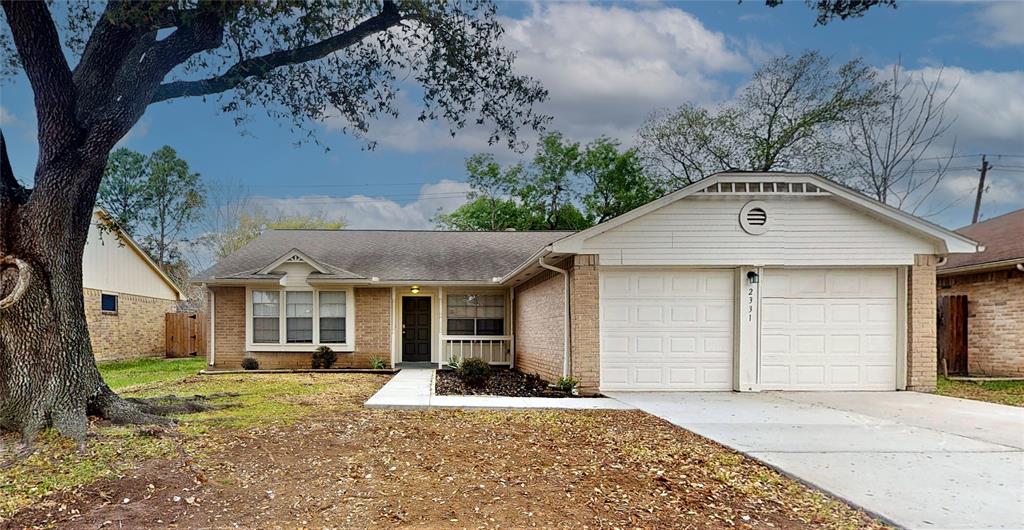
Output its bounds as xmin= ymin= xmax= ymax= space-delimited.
xmin=208 ymin=287 xmax=393 ymax=370
xmin=513 ymin=262 xmax=566 ymax=383
xmin=569 ymin=255 xmax=600 ymax=393
xmin=85 ymin=288 xmax=178 ymax=361
xmin=513 ymin=255 xmax=601 ymax=393
xmin=937 ymin=269 xmax=1024 ymax=377
xmin=907 ymin=255 xmax=938 ymax=391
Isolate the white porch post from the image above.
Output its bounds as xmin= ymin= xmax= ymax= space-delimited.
xmin=437 ymin=286 xmax=445 ymax=369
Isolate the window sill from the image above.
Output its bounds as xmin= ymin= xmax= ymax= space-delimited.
xmin=246 ymin=343 xmax=354 ymax=353
xmin=101 ymin=311 xmax=119 ymax=316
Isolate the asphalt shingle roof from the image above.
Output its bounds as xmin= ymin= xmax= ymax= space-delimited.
xmin=940 ymin=208 xmax=1024 ymax=272
xmin=196 ymin=229 xmax=576 ymax=282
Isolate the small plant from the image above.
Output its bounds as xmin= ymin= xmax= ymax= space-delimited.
xmin=369 ymin=356 xmax=388 ymax=370
xmin=456 ymin=357 xmax=491 ymax=387
xmin=446 ymin=354 xmax=463 ymax=371
xmin=241 ymin=357 xmax=259 ymax=370
xmin=311 ymin=346 xmax=337 ymax=369
xmin=555 ymin=376 xmax=579 ymax=395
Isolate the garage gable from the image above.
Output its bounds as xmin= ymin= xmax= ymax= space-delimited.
xmin=551 ymin=173 xmax=979 ymax=266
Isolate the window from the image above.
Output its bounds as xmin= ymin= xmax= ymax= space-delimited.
xmin=285 ymin=291 xmax=313 ymax=343
xmin=252 ymin=290 xmax=280 ymax=343
xmin=447 ymin=294 xmax=505 ymax=336
xmin=100 ymin=293 xmax=118 ymax=313
xmin=319 ymin=291 xmax=346 ymax=343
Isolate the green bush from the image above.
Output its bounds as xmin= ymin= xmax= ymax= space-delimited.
xmin=555 ymin=376 xmax=578 ymax=394
xmin=311 ymin=346 xmax=337 ymax=369
xmin=241 ymin=357 xmax=259 ymax=370
xmin=369 ymin=356 xmax=388 ymax=370
xmin=456 ymin=357 xmax=491 ymax=386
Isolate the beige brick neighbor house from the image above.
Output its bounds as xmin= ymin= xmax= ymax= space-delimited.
xmin=197 ymin=172 xmax=979 ymax=393
xmin=84 ymin=210 xmax=184 ymax=361
xmin=937 ymin=208 xmax=1024 ymax=377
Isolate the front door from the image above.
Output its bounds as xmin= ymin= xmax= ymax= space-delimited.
xmin=402 ymin=297 xmax=431 ymax=362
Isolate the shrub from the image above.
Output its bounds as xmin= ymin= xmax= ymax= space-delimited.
xmin=312 ymin=346 xmax=337 ymax=369
xmin=241 ymin=357 xmax=259 ymax=370
xmin=369 ymin=356 xmax=388 ymax=370
xmin=446 ymin=355 xmax=463 ymax=371
xmin=555 ymin=376 xmax=579 ymax=394
xmin=456 ymin=357 xmax=491 ymax=386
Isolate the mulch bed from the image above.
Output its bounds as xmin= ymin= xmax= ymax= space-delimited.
xmin=435 ymin=368 xmax=575 ymax=397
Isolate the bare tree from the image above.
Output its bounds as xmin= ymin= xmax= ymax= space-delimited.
xmin=845 ymin=61 xmax=960 ymax=215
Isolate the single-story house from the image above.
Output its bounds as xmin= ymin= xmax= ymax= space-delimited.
xmin=936 ymin=208 xmax=1024 ymax=377
xmin=85 ymin=209 xmax=184 ymax=361
xmin=196 ymin=172 xmax=979 ymax=393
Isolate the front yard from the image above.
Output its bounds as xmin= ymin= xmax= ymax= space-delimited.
xmin=1 ymin=360 xmax=886 ymax=529
xmin=937 ymin=376 xmax=1024 ymax=407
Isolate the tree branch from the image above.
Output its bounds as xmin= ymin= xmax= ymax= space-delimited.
xmin=0 ymin=1 xmax=77 ymax=152
xmin=151 ymin=0 xmax=404 ymax=103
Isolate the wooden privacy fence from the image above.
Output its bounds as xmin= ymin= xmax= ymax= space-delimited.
xmin=937 ymin=295 xmax=968 ymax=376
xmin=165 ymin=312 xmax=206 ymax=358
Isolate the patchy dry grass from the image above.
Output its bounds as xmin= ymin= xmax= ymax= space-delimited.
xmin=937 ymin=376 xmax=1024 ymax=406
xmin=3 ymin=362 xmax=887 ymax=529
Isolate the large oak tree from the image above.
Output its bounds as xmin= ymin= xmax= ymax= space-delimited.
xmin=0 ymin=0 xmax=546 ymax=445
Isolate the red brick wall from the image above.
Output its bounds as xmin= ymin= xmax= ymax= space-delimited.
xmin=907 ymin=255 xmax=938 ymax=391
xmin=937 ymin=269 xmax=1024 ymax=377
xmin=85 ymin=288 xmax=178 ymax=361
xmin=569 ymin=255 xmax=600 ymax=393
xmin=514 ymin=263 xmax=566 ymax=383
xmin=208 ymin=286 xmax=392 ymax=370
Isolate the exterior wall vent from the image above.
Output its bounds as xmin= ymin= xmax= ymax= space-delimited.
xmin=739 ymin=201 xmax=770 ymax=235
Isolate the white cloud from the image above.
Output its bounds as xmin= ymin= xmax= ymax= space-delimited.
xmin=974 ymin=1 xmax=1024 ymax=47
xmin=346 ymin=2 xmax=750 ymax=154
xmin=247 ymin=179 xmax=472 ymax=230
xmin=0 ymin=106 xmax=17 ymax=126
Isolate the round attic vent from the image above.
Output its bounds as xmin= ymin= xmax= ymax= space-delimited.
xmin=739 ymin=201 xmax=770 ymax=235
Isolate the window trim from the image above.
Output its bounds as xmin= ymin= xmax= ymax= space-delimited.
xmin=245 ymin=286 xmax=355 ymax=352
xmin=100 ymin=292 xmax=119 ymax=314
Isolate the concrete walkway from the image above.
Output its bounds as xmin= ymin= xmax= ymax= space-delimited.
xmin=607 ymin=391 xmax=1024 ymax=530
xmin=364 ymin=369 xmax=633 ymax=410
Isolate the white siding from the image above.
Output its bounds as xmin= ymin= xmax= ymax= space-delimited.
xmin=581 ymin=196 xmax=938 ymax=266
xmin=82 ymin=216 xmax=179 ymax=300
xmin=272 ymin=262 xmax=317 ymax=286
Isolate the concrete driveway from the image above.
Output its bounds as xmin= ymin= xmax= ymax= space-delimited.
xmin=606 ymin=391 xmax=1024 ymax=530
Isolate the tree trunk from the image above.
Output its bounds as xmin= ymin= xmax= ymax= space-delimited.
xmin=0 ymin=159 xmax=170 ymax=443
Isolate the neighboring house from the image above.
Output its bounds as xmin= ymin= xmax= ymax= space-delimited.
xmin=196 ymin=172 xmax=979 ymax=393
xmin=84 ymin=210 xmax=184 ymax=361
xmin=936 ymin=208 xmax=1024 ymax=377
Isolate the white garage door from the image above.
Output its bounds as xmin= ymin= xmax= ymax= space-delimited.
xmin=760 ymin=268 xmax=898 ymax=390
xmin=600 ymin=269 xmax=734 ymax=391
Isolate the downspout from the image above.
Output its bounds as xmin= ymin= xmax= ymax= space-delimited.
xmin=936 ymin=256 xmax=948 ymax=267
xmin=207 ymin=285 xmax=215 ymax=367
xmin=1017 ymin=264 xmax=1024 ymax=273
xmin=539 ymin=255 xmax=571 ymax=378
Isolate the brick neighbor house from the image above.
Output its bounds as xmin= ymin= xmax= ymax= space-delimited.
xmin=937 ymin=208 xmax=1024 ymax=377
xmin=195 ymin=172 xmax=979 ymax=393
xmin=84 ymin=210 xmax=184 ymax=361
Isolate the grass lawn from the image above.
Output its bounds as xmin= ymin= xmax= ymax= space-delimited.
xmin=937 ymin=376 xmax=1024 ymax=407
xmin=2 ymin=360 xmax=887 ymax=529
xmin=98 ymin=356 xmax=206 ymax=391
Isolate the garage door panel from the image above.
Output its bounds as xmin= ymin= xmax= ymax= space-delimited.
xmin=760 ymin=267 xmax=898 ymax=391
xmin=600 ymin=269 xmax=734 ymax=391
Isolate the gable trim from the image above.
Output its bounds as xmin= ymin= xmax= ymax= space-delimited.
xmin=258 ymin=248 xmax=333 ymax=275
xmin=550 ymin=172 xmax=981 ymax=255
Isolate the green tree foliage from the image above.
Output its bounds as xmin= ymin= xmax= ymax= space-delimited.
xmin=97 ymin=146 xmax=205 ymax=268
xmin=206 ymin=209 xmax=345 ymax=260
xmin=436 ymin=133 xmax=663 ymax=231
xmin=637 ymin=51 xmax=882 ymax=186
xmin=97 ymin=148 xmax=148 ymax=235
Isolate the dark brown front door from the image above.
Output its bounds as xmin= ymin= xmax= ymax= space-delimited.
xmin=402 ymin=297 xmax=431 ymax=362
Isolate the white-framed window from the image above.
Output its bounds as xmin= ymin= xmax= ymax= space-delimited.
xmin=446 ymin=293 xmax=505 ymax=336
xmin=246 ymin=287 xmax=355 ymax=351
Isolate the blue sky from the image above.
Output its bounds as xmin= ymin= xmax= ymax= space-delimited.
xmin=2 ymin=0 xmax=1022 ymax=244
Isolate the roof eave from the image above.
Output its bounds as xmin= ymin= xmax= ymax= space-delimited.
xmin=937 ymin=258 xmax=1024 ymax=276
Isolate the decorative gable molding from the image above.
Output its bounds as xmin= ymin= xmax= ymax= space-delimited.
xmin=258 ymin=248 xmax=331 ymax=275
xmin=696 ymin=179 xmax=829 ymax=195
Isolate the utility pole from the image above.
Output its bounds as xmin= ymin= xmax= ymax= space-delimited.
xmin=972 ymin=154 xmax=992 ymax=224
